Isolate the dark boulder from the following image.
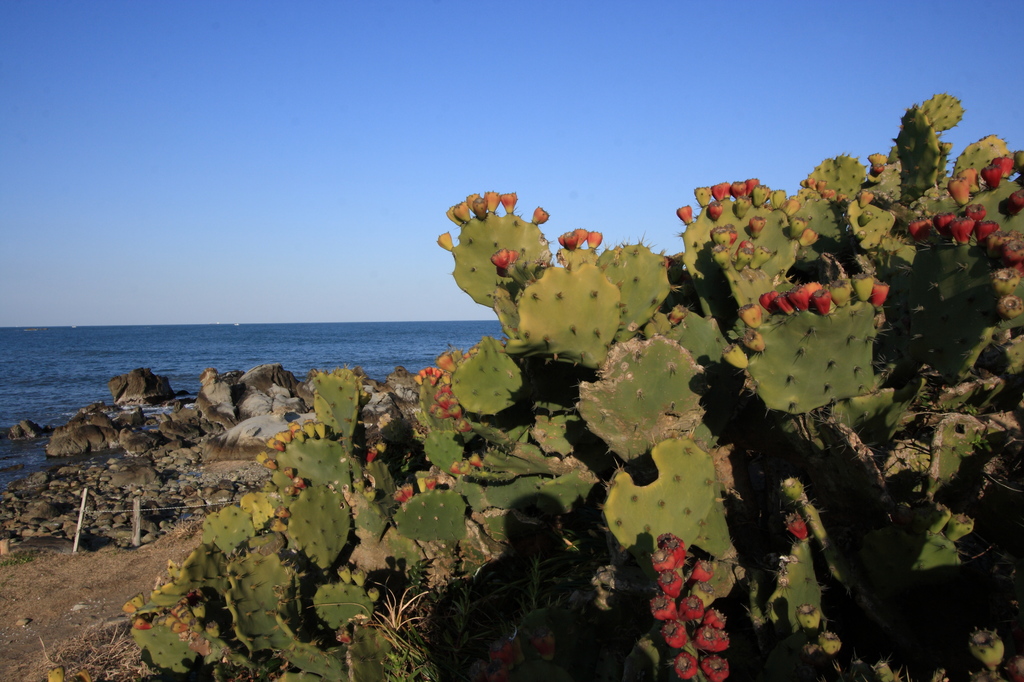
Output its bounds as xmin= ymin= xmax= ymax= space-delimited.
xmin=8 ymin=420 xmax=47 ymax=439
xmin=108 ymin=368 xmax=175 ymax=406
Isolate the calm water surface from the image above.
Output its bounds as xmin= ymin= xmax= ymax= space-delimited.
xmin=0 ymin=321 xmax=500 ymax=490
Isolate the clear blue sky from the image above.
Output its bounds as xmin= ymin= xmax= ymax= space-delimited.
xmin=2 ymin=1 xmax=1022 ymax=326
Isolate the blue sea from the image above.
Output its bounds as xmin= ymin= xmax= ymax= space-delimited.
xmin=0 ymin=321 xmax=501 ymax=490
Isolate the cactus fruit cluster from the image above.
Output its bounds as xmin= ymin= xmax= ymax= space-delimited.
xmin=125 ymin=95 xmax=1024 ymax=681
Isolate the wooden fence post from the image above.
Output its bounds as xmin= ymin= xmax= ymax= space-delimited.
xmin=72 ymin=487 xmax=88 ymax=554
xmin=132 ymin=498 xmax=142 ymax=547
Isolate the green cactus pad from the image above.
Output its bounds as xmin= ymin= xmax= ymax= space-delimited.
xmin=809 ymin=154 xmax=867 ymax=198
xmin=146 ymin=543 xmax=228 ymax=609
xmin=133 ymin=622 xmax=198 ymax=674
xmin=273 ymin=613 xmax=348 ymax=678
xmin=792 ymin=193 xmax=847 ymax=267
xmin=451 ymin=336 xmax=529 ymax=414
xmin=896 ymin=105 xmax=943 ymax=202
xmin=578 ymin=336 xmax=705 ymax=460
xmin=277 ymin=437 xmax=354 ymax=489
xmin=422 ymin=429 xmax=464 ymax=472
xmin=286 ymin=486 xmax=352 ymax=569
xmin=747 ymin=302 xmax=877 ymax=414
xmin=596 ymin=243 xmax=672 ymax=341
xmin=313 ymin=582 xmax=375 ymax=628
xmin=766 ymin=539 xmax=822 ymax=635
xmin=458 ymin=470 xmax=594 ymax=514
xmin=348 ymin=627 xmax=393 ymax=681
xmin=908 ymin=244 xmax=999 ymax=381
xmin=393 ymin=489 xmax=467 ymax=543
xmin=504 ymin=263 xmax=622 ymax=368
xmin=239 ymin=492 xmax=275 ymax=529
xmin=313 ymin=368 xmax=365 ymax=447
xmin=604 ymin=438 xmax=729 ymax=563
xmin=858 ymin=526 xmax=960 ymax=598
xmin=226 ymin=552 xmax=297 ymax=652
xmin=846 ymin=201 xmax=895 ymax=250
xmin=832 ymin=376 xmax=924 ymax=445
xmin=202 ymin=505 xmax=255 ymax=554
xmin=953 ymin=134 xmax=1011 ymax=179
xmin=919 ymin=92 xmax=964 ymax=133
xmin=531 ymin=412 xmax=587 ymax=456
xmin=451 ymin=212 xmax=552 ymax=307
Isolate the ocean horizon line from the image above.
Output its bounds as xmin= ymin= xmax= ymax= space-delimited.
xmin=1 ymin=319 xmax=498 ymax=330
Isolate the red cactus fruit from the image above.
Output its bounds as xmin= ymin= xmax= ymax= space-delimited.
xmin=657 ymin=533 xmax=687 ymax=567
xmin=657 ymin=569 xmax=684 ymax=598
xmin=933 ymin=212 xmax=955 ymax=236
xmin=587 ymin=231 xmax=603 ymax=249
xmin=132 ymin=617 xmax=152 ymax=630
xmin=980 ymin=164 xmax=1003 ymax=189
xmin=490 ymin=249 xmax=519 ymax=276
xmin=677 ymin=595 xmax=706 ymax=622
xmin=470 ymin=196 xmax=488 ymax=219
xmin=759 ymin=290 xmax=781 ymax=313
xmin=948 ymin=176 xmax=971 ymax=205
xmin=452 ymin=202 xmax=471 ymax=223
xmin=907 ymin=218 xmax=932 ymax=241
xmin=745 ymin=178 xmax=760 ymax=195
xmin=810 ymin=289 xmax=832 ymax=316
xmin=786 ymin=512 xmax=809 ymax=540
xmin=689 ymin=559 xmax=714 ymax=583
xmin=702 ymin=608 xmax=727 ymax=630
xmin=484 ymin=659 xmax=509 ymax=682
xmin=488 ymin=635 xmax=518 ymax=667
xmin=532 ymin=207 xmax=549 ymax=224
xmin=558 ymin=231 xmax=579 ymax=251
xmin=700 ymin=654 xmax=730 ymax=682
xmin=997 ymin=295 xmax=1024 ymax=321
xmin=962 ymin=167 xmax=980 ymax=191
xmin=661 ymin=620 xmax=689 ymax=649
xmin=1005 ymin=654 xmax=1024 ymax=682
xmin=1002 ymin=241 xmax=1024 ymax=273
xmin=528 ymin=626 xmax=555 ymax=661
xmin=572 ymin=228 xmax=590 ymax=246
xmin=786 ymin=286 xmax=812 ymax=312
xmin=992 ymin=156 xmax=1014 ymax=177
xmin=774 ymin=294 xmax=796 ymax=315
xmin=394 ymin=484 xmax=414 ymax=504
xmin=695 ymin=625 xmax=730 ymax=652
xmin=965 ymin=203 xmax=987 ymax=222
xmin=677 ymin=205 xmax=694 ymax=224
xmin=651 ymin=549 xmax=679 ymax=575
xmin=869 ymin=281 xmax=890 ymax=307
xmin=707 ymin=201 xmax=724 ymax=221
xmin=711 ymin=182 xmax=732 ymax=202
xmin=673 ymin=651 xmax=699 ymax=679
xmin=986 ymin=231 xmax=1013 ymax=258
xmin=747 ymin=215 xmax=767 ymax=237
xmin=468 ymin=453 xmax=484 ymax=468
xmin=484 ymin=191 xmax=501 ymax=213
xmin=974 ymin=220 xmax=1000 ymax=244
xmin=730 ymin=180 xmax=749 ymax=198
xmin=1007 ymin=189 xmax=1024 ymax=216
xmin=499 ymin=192 xmax=517 ymax=214
xmin=949 ymin=217 xmax=975 ymax=244
xmin=650 ymin=594 xmax=679 ymax=621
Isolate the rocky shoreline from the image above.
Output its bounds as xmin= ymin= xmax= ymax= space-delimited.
xmin=0 ymin=363 xmax=421 ymax=552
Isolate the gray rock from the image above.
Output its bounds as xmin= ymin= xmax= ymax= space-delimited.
xmin=113 ymin=407 xmax=145 ymax=428
xmin=46 ymin=423 xmax=119 ymax=456
xmin=240 ymin=364 xmax=300 ymax=395
xmin=202 ymin=413 xmax=310 ymax=461
xmin=195 ymin=368 xmax=241 ymax=429
xmin=119 ymin=429 xmax=161 ymax=455
xmin=8 ymin=420 xmax=46 ymax=439
xmin=108 ymin=465 xmax=159 ymax=488
xmin=108 ymin=368 xmax=175 ymax=406
xmin=237 ymin=389 xmax=274 ymax=420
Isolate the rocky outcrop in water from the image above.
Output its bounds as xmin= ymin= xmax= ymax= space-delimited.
xmin=107 ymin=367 xmax=176 ymax=406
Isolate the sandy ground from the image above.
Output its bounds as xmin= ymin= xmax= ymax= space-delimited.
xmin=0 ymin=517 xmax=202 ymax=680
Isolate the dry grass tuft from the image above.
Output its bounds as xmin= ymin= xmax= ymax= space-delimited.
xmin=32 ymin=620 xmax=152 ymax=682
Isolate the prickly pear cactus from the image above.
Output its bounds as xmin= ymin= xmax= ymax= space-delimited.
xmin=578 ymin=336 xmax=705 ymax=460
xmin=603 ymin=438 xmax=731 ymax=562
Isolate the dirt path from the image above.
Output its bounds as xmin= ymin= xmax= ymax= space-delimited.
xmin=0 ymin=527 xmax=201 ymax=680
